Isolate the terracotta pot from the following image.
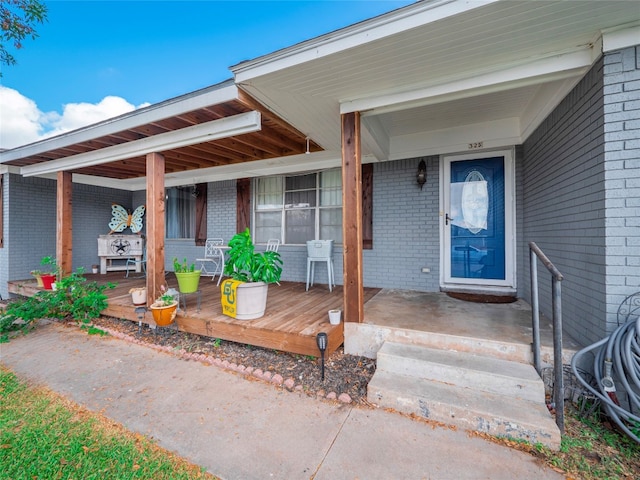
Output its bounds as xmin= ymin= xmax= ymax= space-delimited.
xmin=149 ymin=302 xmax=177 ymax=326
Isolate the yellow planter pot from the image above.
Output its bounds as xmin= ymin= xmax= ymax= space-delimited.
xmin=149 ymin=302 xmax=178 ymax=326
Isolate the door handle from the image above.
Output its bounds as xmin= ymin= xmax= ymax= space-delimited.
xmin=445 ymin=213 xmax=451 ymax=225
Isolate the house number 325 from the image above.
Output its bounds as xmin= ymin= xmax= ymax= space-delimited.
xmin=468 ymin=142 xmax=484 ymax=149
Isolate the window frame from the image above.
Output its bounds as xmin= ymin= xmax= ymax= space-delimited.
xmin=253 ymin=169 xmax=342 ymax=245
xmin=165 ymin=183 xmax=207 ymax=245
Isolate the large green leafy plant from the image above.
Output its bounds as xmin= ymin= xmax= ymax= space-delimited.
xmin=223 ymin=228 xmax=283 ymax=284
xmin=0 ymin=259 xmax=115 ymax=341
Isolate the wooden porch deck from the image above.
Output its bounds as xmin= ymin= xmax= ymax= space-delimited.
xmin=8 ymin=273 xmax=381 ymax=358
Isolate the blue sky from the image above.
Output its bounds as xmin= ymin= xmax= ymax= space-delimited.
xmin=0 ymin=1 xmax=414 ymax=149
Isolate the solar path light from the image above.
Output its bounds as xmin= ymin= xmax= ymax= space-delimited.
xmin=316 ymin=332 xmax=327 ymax=381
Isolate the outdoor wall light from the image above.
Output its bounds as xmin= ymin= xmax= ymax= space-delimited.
xmin=316 ymin=332 xmax=328 ymax=381
xmin=417 ymin=160 xmax=427 ymax=190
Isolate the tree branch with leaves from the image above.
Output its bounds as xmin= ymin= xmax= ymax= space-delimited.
xmin=0 ymin=0 xmax=47 ymax=73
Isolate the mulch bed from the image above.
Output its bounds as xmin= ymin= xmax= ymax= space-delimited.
xmin=90 ymin=316 xmax=377 ymax=406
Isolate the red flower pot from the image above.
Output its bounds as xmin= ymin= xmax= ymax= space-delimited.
xmin=40 ymin=274 xmax=56 ymax=290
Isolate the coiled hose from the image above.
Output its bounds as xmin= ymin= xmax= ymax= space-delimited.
xmin=571 ymin=317 xmax=640 ymax=443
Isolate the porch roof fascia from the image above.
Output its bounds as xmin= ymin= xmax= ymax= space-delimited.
xmin=0 ymin=80 xmax=237 ymax=164
xmin=0 ymin=165 xmax=20 ymax=175
xmin=602 ymin=23 xmax=640 ymax=52
xmin=19 ymin=111 xmax=262 ymax=177
xmin=231 ymin=0 xmax=498 ymax=82
xmin=64 ymin=150 xmax=369 ymax=192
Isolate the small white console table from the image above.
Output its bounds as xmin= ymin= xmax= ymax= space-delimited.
xmin=97 ymin=235 xmax=144 ymax=274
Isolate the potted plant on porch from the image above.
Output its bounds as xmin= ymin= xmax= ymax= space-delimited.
xmin=172 ymin=257 xmax=201 ymax=294
xmin=221 ymin=228 xmax=283 ymax=320
xmin=39 ymin=256 xmax=59 ymax=290
xmin=30 ymin=269 xmax=44 ymax=287
xmin=128 ymin=286 xmax=147 ymax=306
xmin=149 ymin=286 xmax=178 ymax=326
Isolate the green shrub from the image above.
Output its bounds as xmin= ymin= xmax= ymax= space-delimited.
xmin=0 ymin=260 xmax=115 ymax=339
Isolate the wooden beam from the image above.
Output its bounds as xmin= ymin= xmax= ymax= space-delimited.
xmin=236 ymin=178 xmax=251 ymax=233
xmin=341 ymin=112 xmax=364 ymax=324
xmin=56 ymin=171 xmax=73 ymax=277
xmin=362 ymin=164 xmax=373 ymax=249
xmin=146 ymin=152 xmax=166 ymax=303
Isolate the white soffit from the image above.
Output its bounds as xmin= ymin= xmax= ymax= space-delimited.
xmin=234 ymin=1 xmax=638 ymax=161
xmin=20 ymin=112 xmax=261 ymax=177
xmin=0 ymin=82 xmax=238 ymax=163
xmin=342 ymin=49 xmax=593 ymax=116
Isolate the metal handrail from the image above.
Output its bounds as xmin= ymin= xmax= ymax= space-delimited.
xmin=529 ymin=241 xmax=564 ymax=434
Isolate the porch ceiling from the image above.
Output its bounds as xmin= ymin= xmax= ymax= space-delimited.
xmin=233 ymin=0 xmax=640 ymax=159
xmin=0 ymin=82 xmax=322 ymax=184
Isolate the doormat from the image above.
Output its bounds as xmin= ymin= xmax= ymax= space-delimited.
xmin=446 ymin=292 xmax=517 ymax=304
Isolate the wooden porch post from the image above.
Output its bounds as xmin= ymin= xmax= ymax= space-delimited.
xmin=341 ymin=112 xmax=364 ymax=323
xmin=56 ymin=171 xmax=73 ymax=276
xmin=146 ymin=152 xmax=166 ymax=303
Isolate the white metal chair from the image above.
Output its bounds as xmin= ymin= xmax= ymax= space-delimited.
xmin=265 ymin=239 xmax=281 ymax=284
xmin=125 ymin=248 xmax=146 ymax=278
xmin=306 ymin=240 xmax=335 ymax=292
xmin=266 ymin=239 xmax=280 ymax=252
xmin=196 ymin=238 xmax=225 ymax=286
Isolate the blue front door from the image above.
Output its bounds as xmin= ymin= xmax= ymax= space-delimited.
xmin=444 ymin=152 xmax=513 ymax=286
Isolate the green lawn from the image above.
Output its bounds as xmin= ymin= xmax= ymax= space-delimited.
xmin=0 ymin=368 xmax=217 ymax=480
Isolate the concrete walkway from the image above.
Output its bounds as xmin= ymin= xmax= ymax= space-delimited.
xmin=0 ymin=322 xmax=565 ymax=480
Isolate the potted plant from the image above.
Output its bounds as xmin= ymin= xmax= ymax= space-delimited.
xmin=172 ymin=257 xmax=201 ymax=294
xmin=328 ymin=309 xmax=342 ymax=325
xmin=39 ymin=256 xmax=59 ymax=290
xmin=221 ymin=228 xmax=283 ymax=320
xmin=149 ymin=286 xmax=178 ymax=326
xmin=129 ymin=286 xmax=147 ymax=306
xmin=30 ymin=269 xmax=44 ymax=287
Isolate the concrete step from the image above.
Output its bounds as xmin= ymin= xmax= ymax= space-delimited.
xmin=368 ymin=369 xmax=561 ymax=450
xmin=376 ymin=342 xmax=545 ymax=403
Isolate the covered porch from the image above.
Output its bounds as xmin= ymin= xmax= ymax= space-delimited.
xmin=8 ymin=273 xmax=579 ymax=361
xmin=8 ymin=273 xmax=379 ymax=358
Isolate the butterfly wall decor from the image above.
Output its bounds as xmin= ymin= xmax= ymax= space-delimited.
xmin=109 ymin=204 xmax=146 ymax=234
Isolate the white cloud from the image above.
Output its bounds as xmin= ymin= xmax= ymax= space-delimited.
xmin=0 ymin=86 xmax=45 ymax=149
xmin=0 ymin=86 xmax=150 ymax=150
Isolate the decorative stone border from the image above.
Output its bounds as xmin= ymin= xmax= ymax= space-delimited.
xmin=96 ymin=325 xmax=353 ymax=404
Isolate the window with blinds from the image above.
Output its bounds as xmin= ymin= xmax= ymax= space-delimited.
xmin=254 ymin=169 xmax=342 ymax=245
